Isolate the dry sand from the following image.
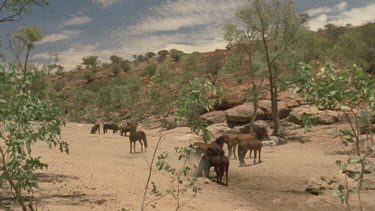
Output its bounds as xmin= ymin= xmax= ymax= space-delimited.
xmin=1 ymin=123 xmax=375 ymax=211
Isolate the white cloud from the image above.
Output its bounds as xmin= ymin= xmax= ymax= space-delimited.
xmin=124 ymin=0 xmax=245 ymax=35
xmin=60 ymin=16 xmax=92 ymax=27
xmin=335 ymin=2 xmax=348 ymax=11
xmin=307 ymin=2 xmax=348 ymax=17
xmin=38 ymin=30 xmax=81 ymax=44
xmin=92 ymin=0 xmax=122 ymax=9
xmin=109 ymin=0 xmax=245 ymax=55
xmin=307 ymin=3 xmax=375 ymax=30
xmin=307 ymin=7 xmax=332 ymax=17
xmin=34 ymin=43 xmax=111 ymax=70
xmin=38 ymin=0 xmax=245 ymax=69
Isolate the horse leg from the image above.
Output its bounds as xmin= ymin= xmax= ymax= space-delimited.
xmin=238 ymin=147 xmax=245 ymax=167
xmin=233 ymin=143 xmax=237 ymax=160
xmin=140 ymin=140 xmax=143 ymax=152
xmin=130 ymin=141 xmax=132 ymax=154
xmin=226 ymin=163 xmax=229 ymax=186
xmin=253 ymin=149 xmax=257 ymax=164
xmin=133 ymin=141 xmax=136 ymax=153
xmin=249 ymin=149 xmax=252 ymax=158
xmin=227 ymin=144 xmax=232 ymax=158
xmin=259 ymin=148 xmax=261 ymax=163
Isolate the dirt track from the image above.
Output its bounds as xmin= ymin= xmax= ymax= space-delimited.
xmin=1 ymin=123 xmax=375 ymax=211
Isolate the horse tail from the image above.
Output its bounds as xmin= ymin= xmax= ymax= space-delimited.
xmin=142 ymin=132 xmax=148 ymax=148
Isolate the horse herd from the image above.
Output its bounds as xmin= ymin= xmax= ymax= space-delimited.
xmin=191 ymin=128 xmax=269 ymax=186
xmin=90 ymin=122 xmax=148 ymax=153
xmin=90 ymin=122 xmax=270 ymax=186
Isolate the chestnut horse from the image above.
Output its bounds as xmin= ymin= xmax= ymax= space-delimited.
xmin=220 ymin=127 xmax=269 ymax=159
xmin=237 ymin=138 xmax=262 ymax=167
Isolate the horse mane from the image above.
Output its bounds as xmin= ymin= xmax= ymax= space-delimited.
xmin=255 ymin=127 xmax=269 ymax=140
xmin=214 ymin=135 xmax=227 ymax=146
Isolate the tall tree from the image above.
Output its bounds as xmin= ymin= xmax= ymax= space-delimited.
xmin=0 ymin=0 xmax=49 ymax=23
xmin=233 ymin=0 xmax=306 ymax=135
xmin=7 ymin=25 xmax=43 ymax=75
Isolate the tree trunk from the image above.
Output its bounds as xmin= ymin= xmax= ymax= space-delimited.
xmin=24 ymin=47 xmax=31 ymax=77
xmin=272 ymin=85 xmax=280 ymax=136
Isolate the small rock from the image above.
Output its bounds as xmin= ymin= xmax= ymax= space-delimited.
xmin=272 ymin=199 xmax=281 ymax=204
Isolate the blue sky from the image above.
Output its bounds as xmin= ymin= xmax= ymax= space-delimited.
xmin=0 ymin=0 xmax=374 ymax=70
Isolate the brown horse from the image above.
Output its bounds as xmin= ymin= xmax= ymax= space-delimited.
xmin=129 ymin=126 xmax=148 ymax=153
xmin=90 ymin=123 xmax=100 ymax=134
xmin=220 ymin=127 xmax=269 ymax=159
xmin=237 ymin=139 xmax=262 ymax=167
xmin=118 ymin=122 xmax=136 ymax=136
xmin=103 ymin=122 xmax=118 ymax=134
xmin=197 ymin=147 xmax=229 ymax=185
xmin=211 ymin=155 xmax=229 ymax=185
xmin=189 ymin=135 xmax=227 ymax=160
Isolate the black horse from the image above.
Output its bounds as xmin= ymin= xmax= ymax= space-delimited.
xmin=129 ymin=126 xmax=148 ymax=153
xmin=103 ymin=122 xmax=118 ymax=134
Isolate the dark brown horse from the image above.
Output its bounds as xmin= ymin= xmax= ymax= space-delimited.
xmin=220 ymin=127 xmax=269 ymax=159
xmin=197 ymin=147 xmax=229 ymax=185
xmin=129 ymin=126 xmax=148 ymax=153
xmin=90 ymin=123 xmax=100 ymax=134
xmin=103 ymin=122 xmax=118 ymax=134
xmin=118 ymin=122 xmax=136 ymax=136
xmin=189 ymin=135 xmax=227 ymax=160
xmin=238 ymin=139 xmax=262 ymax=167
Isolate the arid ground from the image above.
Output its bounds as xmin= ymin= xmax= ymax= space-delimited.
xmin=1 ymin=123 xmax=375 ymax=211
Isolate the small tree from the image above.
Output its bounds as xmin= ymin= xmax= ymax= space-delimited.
xmin=112 ymin=65 xmax=122 ymax=76
xmin=82 ymin=56 xmax=100 ymax=70
xmin=205 ymin=53 xmax=223 ymax=85
xmin=157 ymin=50 xmax=169 ymax=63
xmin=137 ymin=55 xmax=145 ymax=62
xmin=295 ymin=63 xmax=375 ymax=211
xmin=120 ymin=60 xmax=130 ymax=72
xmin=0 ymin=64 xmax=69 ymax=210
xmin=145 ymin=63 xmax=157 ymax=78
xmin=170 ymin=49 xmax=184 ymax=63
xmin=109 ymin=55 xmax=123 ymax=65
xmin=145 ymin=51 xmax=156 ymax=59
xmin=140 ymin=77 xmax=220 ymax=211
xmin=181 ymin=52 xmax=201 ymax=85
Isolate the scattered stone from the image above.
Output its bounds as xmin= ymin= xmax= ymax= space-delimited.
xmin=95 ymin=199 xmax=107 ymax=205
xmin=305 ymin=178 xmax=332 ymax=195
xmin=272 ymin=199 xmax=281 ymax=205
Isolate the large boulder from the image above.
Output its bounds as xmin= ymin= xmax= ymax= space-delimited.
xmin=258 ymin=100 xmax=290 ymax=120
xmin=224 ymin=103 xmax=266 ymax=124
xmin=163 ymin=116 xmax=188 ymax=130
xmin=287 ymin=105 xmax=340 ymax=125
xmin=200 ymin=110 xmax=227 ymax=125
xmin=215 ymin=86 xmax=248 ymax=110
xmin=264 ymin=88 xmax=306 ymax=106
